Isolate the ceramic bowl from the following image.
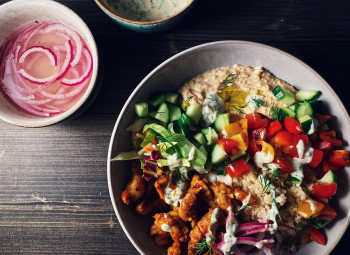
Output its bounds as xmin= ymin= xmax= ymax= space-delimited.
xmin=0 ymin=0 xmax=99 ymax=127
xmin=94 ymin=0 xmax=196 ymax=33
xmin=108 ymin=41 xmax=350 ymax=254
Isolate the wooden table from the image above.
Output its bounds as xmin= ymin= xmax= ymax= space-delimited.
xmin=0 ymin=0 xmax=349 ymax=254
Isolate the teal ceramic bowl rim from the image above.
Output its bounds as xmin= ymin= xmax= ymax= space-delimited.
xmin=93 ymin=0 xmax=195 ymax=25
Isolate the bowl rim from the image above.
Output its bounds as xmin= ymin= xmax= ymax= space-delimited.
xmin=107 ymin=40 xmax=350 ymax=255
xmin=0 ymin=0 xmax=99 ymax=128
xmin=94 ymin=0 xmax=195 ymax=25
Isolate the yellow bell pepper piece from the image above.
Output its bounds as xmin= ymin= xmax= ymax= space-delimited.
xmin=261 ymin=141 xmax=275 ymax=159
xmin=219 ymin=122 xmax=242 ymax=138
xmin=296 ymin=200 xmax=325 ymax=219
xmin=230 ymin=129 xmax=249 ymax=151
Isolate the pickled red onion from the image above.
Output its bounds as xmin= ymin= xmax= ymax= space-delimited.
xmin=19 ymin=46 xmax=57 ymax=66
xmin=54 ymin=40 xmax=73 ymax=80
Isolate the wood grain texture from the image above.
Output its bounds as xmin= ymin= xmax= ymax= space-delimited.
xmin=0 ymin=0 xmax=349 ymax=254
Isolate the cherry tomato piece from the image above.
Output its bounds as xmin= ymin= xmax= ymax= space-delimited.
xmin=319 ymin=130 xmax=342 ymax=147
xmin=284 ymin=116 xmax=303 ymax=134
xmin=329 ymin=150 xmax=350 ymax=167
xmin=314 ymin=113 xmax=332 ymax=125
xmin=310 ymin=227 xmax=326 ymax=246
xmin=251 ymin=127 xmax=267 ymax=144
xmin=312 ymin=183 xmax=337 ymax=199
xmin=247 ymin=140 xmax=261 ymax=157
xmin=315 ymin=140 xmax=332 ymax=157
xmin=307 ymin=149 xmax=324 ymax=168
xmin=245 ymin=113 xmax=270 ymax=131
xmin=318 ymin=202 xmax=337 ymax=221
xmin=267 ymin=120 xmax=282 ymax=137
xmin=289 ymin=134 xmax=309 ymax=158
xmin=274 ymin=130 xmax=293 ymax=146
xmin=273 ymin=156 xmax=294 ymax=173
xmin=225 ymin=158 xmax=250 ymax=178
xmin=322 ymin=159 xmax=340 ymax=173
xmin=217 ymin=139 xmax=236 ymax=154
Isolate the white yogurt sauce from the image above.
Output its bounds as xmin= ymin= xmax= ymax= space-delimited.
xmin=161 ymin=223 xmax=172 ymax=232
xmin=164 ymin=181 xmax=186 ymax=207
xmin=220 ymin=208 xmax=238 ymax=255
xmin=106 ymin=0 xmax=191 ymax=22
xmin=268 ymin=184 xmax=279 ymax=233
xmin=245 ymin=94 xmax=264 ymax=111
xmin=291 ymin=147 xmax=314 ymax=184
xmin=206 ymin=172 xmax=233 ymax=187
xmin=202 ymin=92 xmax=225 ymax=127
xmin=255 ymin=239 xmax=268 ymax=249
xmin=254 ymin=151 xmax=274 ymax=168
xmin=296 ymin=139 xmax=305 ymax=158
xmin=306 ymin=199 xmax=316 ymax=214
xmin=239 ymin=192 xmax=251 ymax=211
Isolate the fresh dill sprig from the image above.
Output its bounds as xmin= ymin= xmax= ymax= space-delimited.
xmin=195 ymin=237 xmax=213 ymax=255
xmin=259 ymin=170 xmax=279 ymax=194
xmin=252 ymin=98 xmax=264 ymax=108
xmin=185 ymin=96 xmax=193 ymax=103
xmin=220 ymin=73 xmax=236 ymax=88
xmin=270 ymin=105 xmax=280 ymax=121
xmin=231 ymin=103 xmax=247 ymax=114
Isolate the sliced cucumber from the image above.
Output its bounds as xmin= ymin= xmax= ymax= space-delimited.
xmin=272 ymin=85 xmax=296 ymax=106
xmin=213 ymin=113 xmax=230 ymax=132
xmin=134 ymin=102 xmax=149 ymax=117
xmin=290 ymin=176 xmax=302 ymax=184
xmin=198 ymin=145 xmax=208 ymax=158
xmin=177 ymin=113 xmax=192 ymax=140
xmin=149 ymin=92 xmax=165 ymax=107
xmin=319 ymin=170 xmax=337 ymax=184
xmin=288 ymin=104 xmax=296 ymax=112
xmin=296 ymin=90 xmax=321 ymax=101
xmin=279 ymin=107 xmax=295 ymax=122
xmin=229 ymin=150 xmax=247 ymax=161
xmin=194 ymin=132 xmax=208 ymax=145
xmin=167 ymin=103 xmax=182 ymax=122
xmin=309 ymin=100 xmax=322 ymax=113
xmin=201 ymin=127 xmax=218 ymax=145
xmin=211 ymin=143 xmax=228 ymax=164
xmin=186 ymin=103 xmax=203 ymax=125
xmin=295 ymin=101 xmax=314 ymax=119
xmin=154 ymin=102 xmax=170 ymax=123
xmin=299 ymin=115 xmax=314 ymax=135
xmin=165 ymin=92 xmax=180 ymax=104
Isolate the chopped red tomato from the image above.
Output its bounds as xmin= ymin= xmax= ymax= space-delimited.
xmin=273 ymin=156 xmax=294 ymax=173
xmin=319 ymin=130 xmax=342 ymax=147
xmin=322 ymin=159 xmax=340 ymax=173
xmin=274 ymin=130 xmax=293 ymax=146
xmin=251 ymin=127 xmax=267 ymax=144
xmin=230 ymin=146 xmax=241 ymax=156
xmin=225 ymin=158 xmax=250 ymax=178
xmin=314 ymin=113 xmax=332 ymax=125
xmin=329 ymin=150 xmax=350 ymax=167
xmin=310 ymin=227 xmax=326 ymax=246
xmin=217 ymin=139 xmax=236 ymax=154
xmin=318 ymin=202 xmax=337 ymax=221
xmin=301 ymin=226 xmax=312 ymax=244
xmin=284 ymin=116 xmax=303 ymax=134
xmin=315 ymin=140 xmax=332 ymax=157
xmin=267 ymin=120 xmax=282 ymax=137
xmin=307 ymin=149 xmax=324 ymax=168
xmin=289 ymin=134 xmax=309 ymax=158
xmin=312 ymin=183 xmax=337 ymax=199
xmin=247 ymin=140 xmax=261 ymax=157
xmin=245 ymin=113 xmax=270 ymax=131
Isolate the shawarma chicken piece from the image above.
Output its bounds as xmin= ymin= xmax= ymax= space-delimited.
xmin=150 ymin=224 xmax=172 ymax=247
xmin=121 ymin=161 xmax=145 ymax=205
xmin=136 ymin=198 xmax=170 ymax=215
xmin=209 ymin=181 xmax=237 ymax=212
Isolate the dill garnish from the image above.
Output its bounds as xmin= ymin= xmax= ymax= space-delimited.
xmin=270 ymin=105 xmax=280 ymax=121
xmin=259 ymin=170 xmax=279 ymax=194
xmin=231 ymin=103 xmax=247 ymax=114
xmin=195 ymin=237 xmax=213 ymax=255
xmin=220 ymin=73 xmax=236 ymax=88
xmin=252 ymin=98 xmax=264 ymax=108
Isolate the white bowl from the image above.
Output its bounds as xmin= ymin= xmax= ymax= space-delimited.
xmin=0 ymin=0 xmax=99 ymax=127
xmin=108 ymin=41 xmax=350 ymax=254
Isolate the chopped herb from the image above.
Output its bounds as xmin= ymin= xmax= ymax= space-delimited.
xmin=185 ymin=96 xmax=193 ymax=103
xmin=220 ymin=73 xmax=236 ymax=88
xmin=270 ymin=105 xmax=280 ymax=121
xmin=231 ymin=103 xmax=247 ymax=114
xmin=195 ymin=237 xmax=213 ymax=255
xmin=17 ymin=41 xmax=21 ymax=44
xmin=252 ymin=98 xmax=264 ymax=108
xmin=259 ymin=170 xmax=279 ymax=194
xmin=231 ymin=155 xmax=250 ymax=166
xmin=34 ymin=20 xmax=39 ymax=23
xmin=140 ymin=159 xmax=144 ymax=169
xmin=207 ymin=95 xmax=216 ymax=102
xmin=174 ymin=168 xmax=184 ymax=183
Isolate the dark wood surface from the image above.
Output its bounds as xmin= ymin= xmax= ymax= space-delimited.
xmin=0 ymin=0 xmax=349 ymax=254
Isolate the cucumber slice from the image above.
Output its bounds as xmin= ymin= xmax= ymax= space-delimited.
xmin=290 ymin=176 xmax=302 ymax=184
xmin=168 ymin=103 xmax=182 ymax=122
xmin=198 ymin=145 xmax=208 ymax=158
xmin=272 ymin=85 xmax=296 ymax=106
xmin=309 ymin=100 xmax=323 ymax=113
xmin=299 ymin=115 xmax=315 ymax=135
xmin=134 ymin=102 xmax=149 ymax=117
xmin=296 ymin=90 xmax=321 ymax=101
xmin=154 ymin=102 xmax=170 ymax=123
xmin=319 ymin=170 xmax=337 ymax=184
xmin=201 ymin=127 xmax=218 ymax=145
xmin=177 ymin=114 xmax=192 ymax=140
xmin=213 ymin=113 xmax=230 ymax=132
xmin=279 ymin=107 xmax=295 ymax=122
xmin=165 ymin=92 xmax=180 ymax=104
xmin=211 ymin=143 xmax=228 ymax=165
xmin=229 ymin=150 xmax=247 ymax=161
xmin=149 ymin=92 xmax=165 ymax=107
xmin=295 ymin=101 xmax=314 ymax=119
xmin=288 ymin=104 xmax=296 ymax=112
xmin=186 ymin=103 xmax=203 ymax=125
xmin=194 ymin=132 xmax=208 ymax=145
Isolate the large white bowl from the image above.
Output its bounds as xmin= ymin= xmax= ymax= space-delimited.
xmin=0 ymin=0 xmax=99 ymax=127
xmin=108 ymin=41 xmax=350 ymax=255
